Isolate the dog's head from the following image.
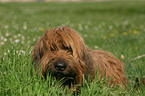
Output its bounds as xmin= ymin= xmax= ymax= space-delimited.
xmin=32 ymin=26 xmax=93 ymax=87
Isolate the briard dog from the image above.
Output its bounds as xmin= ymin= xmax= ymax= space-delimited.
xmin=32 ymin=26 xmax=127 ymax=90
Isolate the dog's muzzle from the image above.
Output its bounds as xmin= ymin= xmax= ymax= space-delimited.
xmin=54 ymin=62 xmax=67 ymax=71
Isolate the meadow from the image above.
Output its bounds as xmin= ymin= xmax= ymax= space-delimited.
xmin=0 ymin=1 xmax=145 ymax=95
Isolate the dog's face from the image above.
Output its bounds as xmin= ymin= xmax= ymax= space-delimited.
xmin=41 ymin=50 xmax=84 ymax=80
xmin=32 ymin=26 xmax=90 ymax=87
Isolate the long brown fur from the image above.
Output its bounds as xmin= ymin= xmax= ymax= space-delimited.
xmin=32 ymin=26 xmax=127 ymax=90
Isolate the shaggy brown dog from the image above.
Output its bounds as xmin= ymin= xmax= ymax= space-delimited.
xmin=32 ymin=26 xmax=127 ymax=90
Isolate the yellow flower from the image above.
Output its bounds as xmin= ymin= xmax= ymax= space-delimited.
xmin=114 ymin=30 xmax=119 ymax=35
xmin=103 ymin=36 xmax=107 ymax=39
xmin=41 ymin=28 xmax=45 ymax=31
xmin=109 ymin=34 xmax=114 ymax=37
xmin=123 ymin=32 xmax=127 ymax=36
xmin=136 ymin=46 xmax=139 ymax=50
xmin=133 ymin=30 xmax=137 ymax=34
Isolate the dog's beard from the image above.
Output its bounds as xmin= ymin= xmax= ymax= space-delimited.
xmin=54 ymin=72 xmax=75 ymax=88
xmin=44 ymin=69 xmax=76 ymax=88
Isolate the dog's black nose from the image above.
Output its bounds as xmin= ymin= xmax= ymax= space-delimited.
xmin=54 ymin=62 xmax=67 ymax=71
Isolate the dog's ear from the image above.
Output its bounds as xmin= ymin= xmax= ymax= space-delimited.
xmin=32 ymin=35 xmax=47 ymax=70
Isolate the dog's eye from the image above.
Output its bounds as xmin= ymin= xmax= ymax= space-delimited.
xmin=50 ymin=46 xmax=55 ymax=51
xmin=62 ymin=43 xmax=73 ymax=52
xmin=50 ymin=44 xmax=57 ymax=51
xmin=65 ymin=46 xmax=73 ymax=53
xmin=69 ymin=47 xmax=73 ymax=52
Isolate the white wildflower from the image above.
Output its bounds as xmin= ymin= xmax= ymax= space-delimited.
xmin=5 ymin=33 xmax=9 ymax=37
xmin=4 ymin=72 xmax=6 ymax=74
xmin=1 ymin=42 xmax=4 ymax=45
xmin=23 ymin=25 xmax=27 ymax=30
xmin=20 ymin=50 xmax=25 ymax=55
xmin=18 ymin=53 xmax=21 ymax=56
xmin=29 ymin=50 xmax=32 ymax=54
xmin=1 ymin=36 xmax=4 ymax=40
xmin=18 ymin=34 xmax=21 ymax=37
xmin=95 ymin=46 xmax=99 ymax=49
xmin=33 ymin=38 xmax=36 ymax=41
xmin=4 ymin=38 xmax=7 ymax=42
xmin=4 ymin=53 xmax=7 ymax=55
xmin=15 ymin=39 xmax=19 ymax=43
xmin=21 ymin=41 xmax=24 ymax=44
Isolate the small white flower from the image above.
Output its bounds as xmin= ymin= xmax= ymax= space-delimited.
xmin=15 ymin=39 xmax=19 ymax=43
xmin=21 ymin=41 xmax=24 ymax=44
xmin=20 ymin=50 xmax=25 ymax=55
xmin=18 ymin=34 xmax=21 ymax=37
xmin=33 ymin=38 xmax=36 ymax=41
xmin=4 ymin=38 xmax=7 ymax=42
xmin=18 ymin=53 xmax=21 ymax=56
xmin=5 ymin=33 xmax=9 ymax=37
xmin=23 ymin=25 xmax=27 ymax=30
xmin=95 ymin=46 xmax=99 ymax=49
xmin=29 ymin=50 xmax=32 ymax=54
xmin=1 ymin=36 xmax=4 ymax=40
xmin=4 ymin=72 xmax=6 ymax=74
xmin=4 ymin=53 xmax=7 ymax=55
xmin=1 ymin=42 xmax=4 ymax=45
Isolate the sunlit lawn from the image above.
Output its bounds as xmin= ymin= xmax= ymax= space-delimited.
xmin=0 ymin=1 xmax=145 ymax=95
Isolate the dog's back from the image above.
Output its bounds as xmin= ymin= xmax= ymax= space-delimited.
xmin=88 ymin=49 xmax=127 ymax=87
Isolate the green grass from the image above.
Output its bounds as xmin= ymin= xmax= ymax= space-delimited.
xmin=0 ymin=1 xmax=145 ymax=95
